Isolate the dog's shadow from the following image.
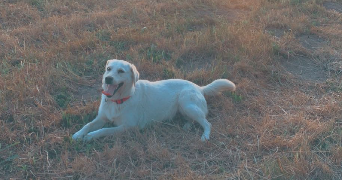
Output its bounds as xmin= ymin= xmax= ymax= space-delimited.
xmin=100 ymin=113 xmax=204 ymax=142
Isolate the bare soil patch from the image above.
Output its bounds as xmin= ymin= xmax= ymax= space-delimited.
xmin=278 ymin=34 xmax=330 ymax=83
xmin=192 ymin=2 xmax=250 ymax=22
xmin=73 ymin=77 xmax=102 ymax=104
xmin=265 ymin=27 xmax=287 ymax=38
xmin=323 ymin=1 xmax=342 ymax=13
xmin=215 ymin=8 xmax=248 ymax=22
xmin=298 ymin=34 xmax=328 ymax=51
xmin=186 ymin=6 xmax=249 ymax=32
xmin=272 ymin=32 xmax=330 ymax=83
xmin=280 ymin=55 xmax=328 ymax=83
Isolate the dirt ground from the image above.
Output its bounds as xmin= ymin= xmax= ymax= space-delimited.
xmin=0 ymin=0 xmax=341 ymax=179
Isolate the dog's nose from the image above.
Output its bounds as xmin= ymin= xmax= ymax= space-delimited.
xmin=105 ymin=76 xmax=114 ymax=84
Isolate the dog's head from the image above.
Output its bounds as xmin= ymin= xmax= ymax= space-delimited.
xmin=102 ymin=59 xmax=139 ymax=98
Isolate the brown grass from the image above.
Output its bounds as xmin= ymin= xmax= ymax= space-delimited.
xmin=0 ymin=0 xmax=341 ymax=179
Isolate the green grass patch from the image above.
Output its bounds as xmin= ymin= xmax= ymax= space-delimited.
xmin=0 ymin=60 xmax=11 ymax=75
xmin=272 ymin=42 xmax=281 ymax=55
xmin=110 ymin=41 xmax=130 ymax=53
xmin=61 ymin=110 xmax=97 ymax=128
xmin=96 ymin=30 xmax=111 ymax=42
xmin=225 ymin=92 xmax=243 ymax=103
xmin=29 ymin=0 xmax=45 ymax=11
xmin=64 ymin=136 xmax=104 ymax=155
xmin=163 ymin=68 xmax=175 ymax=79
xmin=144 ymin=44 xmax=172 ymax=63
xmin=0 ymin=142 xmax=19 ymax=171
xmin=54 ymin=91 xmax=72 ymax=109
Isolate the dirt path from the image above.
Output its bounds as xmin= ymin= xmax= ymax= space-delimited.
xmin=266 ymin=2 xmax=342 ymax=84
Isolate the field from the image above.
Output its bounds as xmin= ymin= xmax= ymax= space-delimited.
xmin=0 ymin=0 xmax=342 ymax=179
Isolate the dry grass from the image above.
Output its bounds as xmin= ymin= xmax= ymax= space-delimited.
xmin=0 ymin=0 xmax=341 ymax=179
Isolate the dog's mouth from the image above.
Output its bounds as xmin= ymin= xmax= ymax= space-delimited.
xmin=102 ymin=82 xmax=124 ymax=98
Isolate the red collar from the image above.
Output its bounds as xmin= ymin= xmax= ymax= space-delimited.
xmin=102 ymin=91 xmax=131 ymax=104
xmin=111 ymin=96 xmax=130 ymax=104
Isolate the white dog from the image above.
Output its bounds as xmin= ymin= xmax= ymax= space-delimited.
xmin=72 ymin=59 xmax=236 ymax=141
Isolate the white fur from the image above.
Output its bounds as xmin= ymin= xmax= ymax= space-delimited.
xmin=72 ymin=59 xmax=236 ymax=141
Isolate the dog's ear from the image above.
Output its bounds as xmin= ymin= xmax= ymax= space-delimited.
xmin=130 ymin=63 xmax=139 ymax=85
xmin=106 ymin=60 xmax=110 ymax=66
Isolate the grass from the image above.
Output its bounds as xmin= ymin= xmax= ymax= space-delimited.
xmin=0 ymin=0 xmax=342 ymax=179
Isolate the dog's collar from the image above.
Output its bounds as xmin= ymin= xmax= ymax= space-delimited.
xmin=102 ymin=90 xmax=131 ymax=104
xmin=105 ymin=96 xmax=131 ymax=104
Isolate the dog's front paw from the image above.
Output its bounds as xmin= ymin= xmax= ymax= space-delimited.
xmin=83 ymin=134 xmax=95 ymax=141
xmin=72 ymin=131 xmax=86 ymax=140
xmin=200 ymin=134 xmax=210 ymax=142
xmin=83 ymin=131 xmax=100 ymax=141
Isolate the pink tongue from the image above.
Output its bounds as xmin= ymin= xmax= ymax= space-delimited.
xmin=103 ymin=84 xmax=117 ymax=96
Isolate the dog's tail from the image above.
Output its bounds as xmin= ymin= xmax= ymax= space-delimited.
xmin=201 ymin=79 xmax=236 ymax=96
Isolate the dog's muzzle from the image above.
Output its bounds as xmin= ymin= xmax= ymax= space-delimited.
xmin=102 ymin=81 xmax=124 ymax=98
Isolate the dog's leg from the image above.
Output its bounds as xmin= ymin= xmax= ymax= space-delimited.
xmin=72 ymin=117 xmax=107 ymax=140
xmin=182 ymin=121 xmax=192 ymax=131
xmin=181 ymin=104 xmax=211 ymax=141
xmin=83 ymin=125 xmax=126 ymax=141
xmin=179 ymin=90 xmax=211 ymax=141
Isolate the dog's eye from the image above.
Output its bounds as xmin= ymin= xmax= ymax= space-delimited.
xmin=118 ymin=69 xmax=124 ymax=74
xmin=107 ymin=67 xmax=111 ymax=71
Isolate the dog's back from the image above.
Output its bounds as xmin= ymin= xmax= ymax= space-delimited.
xmin=124 ymin=79 xmax=201 ymax=127
xmin=123 ymin=79 xmax=235 ymax=128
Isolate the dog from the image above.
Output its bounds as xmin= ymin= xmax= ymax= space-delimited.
xmin=72 ymin=59 xmax=236 ymax=141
